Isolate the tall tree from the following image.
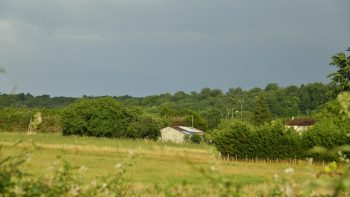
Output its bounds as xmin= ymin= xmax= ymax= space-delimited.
xmin=328 ymin=47 xmax=350 ymax=97
xmin=253 ymin=95 xmax=273 ymax=125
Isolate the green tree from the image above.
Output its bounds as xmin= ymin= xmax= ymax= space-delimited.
xmin=328 ymin=47 xmax=350 ymax=97
xmin=184 ymin=110 xmax=208 ymax=131
xmin=61 ymin=97 xmax=164 ymax=139
xmin=338 ymin=91 xmax=350 ymax=118
xmin=253 ymin=95 xmax=273 ymax=125
xmin=213 ymin=120 xmax=254 ymax=158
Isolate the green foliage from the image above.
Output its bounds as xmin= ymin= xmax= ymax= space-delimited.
xmin=0 ymin=81 xmax=333 ymax=129
xmin=213 ymin=120 xmax=302 ymax=159
xmin=0 ymin=108 xmax=61 ymax=132
xmin=298 ymin=96 xmax=350 ymax=160
xmin=126 ymin=112 xmax=167 ymax=139
xmin=323 ymin=161 xmax=337 ymax=174
xmin=329 ymin=47 xmax=350 ymax=97
xmin=0 ymin=93 xmax=77 ymax=108
xmin=300 ymin=125 xmax=350 ymax=161
xmin=183 ymin=110 xmax=208 ymax=131
xmin=338 ymin=91 xmax=350 ymax=118
xmin=213 ymin=100 xmax=350 ymax=160
xmin=61 ymin=97 xmax=166 ymax=140
xmin=255 ymin=122 xmax=301 ymax=159
xmin=189 ymin=134 xmax=202 ymax=144
xmin=213 ymin=120 xmax=254 ymax=157
xmin=0 ymin=148 xmax=131 ymax=197
xmin=253 ymin=95 xmax=273 ymax=125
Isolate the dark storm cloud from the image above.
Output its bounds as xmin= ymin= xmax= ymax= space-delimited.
xmin=0 ymin=0 xmax=349 ymax=96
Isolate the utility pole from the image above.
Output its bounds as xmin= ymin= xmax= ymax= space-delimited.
xmin=239 ymin=99 xmax=245 ymax=122
xmin=226 ymin=107 xmax=230 ymax=119
xmin=191 ymin=115 xmax=194 ymax=127
xmin=27 ymin=118 xmax=33 ymax=135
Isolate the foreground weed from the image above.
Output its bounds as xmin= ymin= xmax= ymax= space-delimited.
xmin=0 ymin=145 xmax=135 ymax=197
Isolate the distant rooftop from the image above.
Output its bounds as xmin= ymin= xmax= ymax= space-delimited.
xmin=286 ymin=118 xmax=316 ymax=126
xmin=171 ymin=126 xmax=204 ymax=135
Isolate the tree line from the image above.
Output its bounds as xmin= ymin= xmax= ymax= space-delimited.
xmin=0 ymin=82 xmax=331 ymax=129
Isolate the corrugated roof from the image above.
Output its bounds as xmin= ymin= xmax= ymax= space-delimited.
xmin=286 ymin=118 xmax=316 ymax=126
xmin=170 ymin=126 xmax=205 ymax=135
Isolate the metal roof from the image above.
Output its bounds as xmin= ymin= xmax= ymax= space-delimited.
xmin=170 ymin=126 xmax=204 ymax=135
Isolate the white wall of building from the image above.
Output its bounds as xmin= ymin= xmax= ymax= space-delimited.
xmin=160 ymin=127 xmax=186 ymax=143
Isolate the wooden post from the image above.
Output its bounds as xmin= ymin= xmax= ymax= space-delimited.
xmin=27 ymin=118 xmax=33 ymax=135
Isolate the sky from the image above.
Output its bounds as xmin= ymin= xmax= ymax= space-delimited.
xmin=0 ymin=0 xmax=349 ymax=97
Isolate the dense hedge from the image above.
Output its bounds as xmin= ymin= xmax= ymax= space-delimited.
xmin=0 ymin=108 xmax=62 ymax=132
xmin=299 ymin=100 xmax=350 ymax=160
xmin=61 ymin=97 xmax=167 ymax=140
xmin=213 ymin=121 xmax=300 ymax=159
xmin=213 ymin=98 xmax=350 ymax=161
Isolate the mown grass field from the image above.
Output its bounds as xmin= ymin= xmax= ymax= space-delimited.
xmin=0 ymin=132 xmax=325 ymax=194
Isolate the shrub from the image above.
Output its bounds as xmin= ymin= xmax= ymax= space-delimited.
xmin=253 ymin=122 xmax=302 ymax=159
xmin=213 ymin=99 xmax=350 ymax=161
xmin=213 ymin=120 xmax=254 ymax=158
xmin=126 ymin=112 xmax=167 ymax=140
xmin=213 ymin=120 xmax=304 ymax=159
xmin=300 ymin=99 xmax=350 ymax=160
xmin=0 ymin=108 xmax=61 ymax=132
xmin=190 ymin=134 xmax=202 ymax=144
xmin=61 ymin=97 xmax=166 ymax=139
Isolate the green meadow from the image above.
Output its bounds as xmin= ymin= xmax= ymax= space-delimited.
xmin=0 ymin=132 xmax=325 ymax=195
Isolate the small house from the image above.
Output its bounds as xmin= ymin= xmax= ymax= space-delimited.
xmin=160 ymin=126 xmax=205 ymax=143
xmin=286 ymin=118 xmax=316 ymax=132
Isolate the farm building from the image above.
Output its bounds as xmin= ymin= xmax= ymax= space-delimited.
xmin=286 ymin=118 xmax=316 ymax=132
xmin=160 ymin=126 xmax=205 ymax=143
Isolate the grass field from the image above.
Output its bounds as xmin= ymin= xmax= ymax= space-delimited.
xmin=0 ymin=132 xmax=328 ymax=195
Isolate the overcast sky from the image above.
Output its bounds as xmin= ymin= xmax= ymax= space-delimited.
xmin=0 ymin=0 xmax=349 ymax=97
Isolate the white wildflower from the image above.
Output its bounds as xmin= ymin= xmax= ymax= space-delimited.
xmin=115 ymin=163 xmax=123 ymax=169
xmin=79 ymin=165 xmax=87 ymax=173
xmin=284 ymin=167 xmax=294 ymax=174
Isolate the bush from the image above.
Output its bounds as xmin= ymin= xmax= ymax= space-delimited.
xmin=213 ymin=120 xmax=254 ymax=158
xmin=300 ymin=99 xmax=350 ymax=160
xmin=213 ymin=120 xmax=303 ymax=159
xmin=253 ymin=122 xmax=301 ymax=159
xmin=213 ymin=99 xmax=350 ymax=161
xmin=190 ymin=134 xmax=202 ymax=144
xmin=61 ymin=97 xmax=166 ymax=140
xmin=0 ymin=108 xmax=61 ymax=132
